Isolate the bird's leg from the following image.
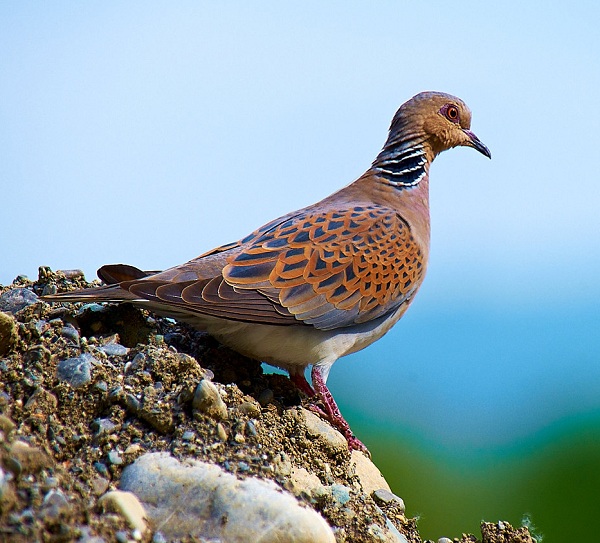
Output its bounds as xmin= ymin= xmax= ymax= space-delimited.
xmin=310 ymin=366 xmax=369 ymax=454
xmin=289 ymin=372 xmax=316 ymax=398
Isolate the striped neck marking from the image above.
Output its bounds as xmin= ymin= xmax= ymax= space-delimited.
xmin=374 ymin=144 xmax=427 ymax=188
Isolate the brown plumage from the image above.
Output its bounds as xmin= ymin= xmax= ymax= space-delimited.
xmin=44 ymin=91 xmax=491 ymax=452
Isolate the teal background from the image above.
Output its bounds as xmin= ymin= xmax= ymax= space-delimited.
xmin=2 ymin=3 xmax=600 ymax=542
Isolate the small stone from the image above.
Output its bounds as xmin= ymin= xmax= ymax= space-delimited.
xmin=41 ymin=283 xmax=57 ymax=296
xmin=217 ymin=423 xmax=228 ymax=441
xmin=288 ymin=467 xmax=323 ymax=497
xmin=192 ymin=379 xmax=228 ymax=420
xmin=298 ymin=408 xmax=347 ymax=454
xmin=152 ymin=532 xmax=167 ymax=543
xmin=115 ymin=531 xmax=128 ymax=543
xmin=95 ymin=381 xmax=108 ymax=392
xmin=0 ymin=414 xmax=15 ymax=435
xmin=373 ymin=489 xmax=405 ymax=512
xmin=60 ymin=323 xmax=80 ymax=344
xmin=92 ymin=418 xmax=117 ymax=436
xmin=0 ymin=311 xmax=18 ymax=356
xmin=94 ymin=462 xmax=109 ymax=476
xmin=129 ymin=353 xmax=146 ymax=371
xmin=234 ymin=433 xmax=245 ymax=444
xmin=125 ymin=393 xmax=141 ymax=412
xmin=57 ymin=353 xmax=96 ymax=388
xmin=98 ymin=490 xmax=149 ymax=534
xmin=257 ymin=388 xmax=274 ymax=407
xmin=8 ymin=440 xmax=53 ymax=474
xmin=246 ymin=420 xmax=258 ymax=437
xmin=239 ymin=400 xmax=261 ymax=417
xmin=0 ymin=288 xmax=38 ymax=314
xmin=40 ymin=489 xmax=70 ymax=520
xmin=125 ymin=444 xmax=142 ymax=455
xmin=438 ymin=538 xmax=453 ymax=543
xmin=98 ymin=343 xmax=129 ymax=356
xmin=108 ymin=451 xmax=123 ymax=465
xmin=91 ymin=477 xmax=110 ymax=496
xmin=24 ymin=387 xmax=58 ymax=413
xmin=182 ymin=431 xmax=195 ymax=441
xmin=330 ymin=484 xmax=351 ymax=506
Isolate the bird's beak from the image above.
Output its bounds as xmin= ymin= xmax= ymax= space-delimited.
xmin=463 ymin=129 xmax=491 ymax=159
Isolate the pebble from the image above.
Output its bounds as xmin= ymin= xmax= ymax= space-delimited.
xmin=239 ymin=400 xmax=261 ymax=417
xmin=0 ymin=311 xmax=18 ymax=356
xmin=94 ymin=462 xmax=109 ymax=476
xmin=98 ymin=490 xmax=149 ymax=534
xmin=257 ymin=388 xmax=274 ymax=406
xmin=330 ymin=484 xmax=351 ymax=506
xmin=92 ymin=418 xmax=117 ymax=436
xmin=296 ymin=408 xmax=347 ymax=454
xmin=8 ymin=440 xmax=53 ymax=475
xmin=91 ymin=477 xmax=110 ymax=496
xmin=60 ymin=323 xmax=80 ymax=344
xmin=57 ymin=353 xmax=96 ymax=388
xmin=373 ymin=488 xmax=405 ymax=513
xmin=108 ymin=451 xmax=123 ymax=465
xmin=0 ymin=288 xmax=38 ymax=314
xmin=97 ymin=343 xmax=129 ymax=356
xmin=246 ymin=420 xmax=258 ymax=437
xmin=152 ymin=532 xmax=167 ymax=543
xmin=192 ymin=379 xmax=228 ymax=420
xmin=0 ymin=414 xmax=16 ymax=435
xmin=182 ymin=431 xmax=195 ymax=441
xmin=216 ymin=423 xmax=228 ymax=441
xmin=76 ymin=303 xmax=106 ymax=315
xmin=438 ymin=538 xmax=453 ymax=543
xmin=128 ymin=353 xmax=146 ymax=371
xmin=124 ymin=444 xmax=142 ymax=455
xmin=120 ymin=452 xmax=335 ymax=542
xmin=40 ymin=489 xmax=70 ymax=520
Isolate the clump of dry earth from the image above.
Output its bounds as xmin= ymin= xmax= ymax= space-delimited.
xmin=0 ymin=268 xmax=536 ymax=543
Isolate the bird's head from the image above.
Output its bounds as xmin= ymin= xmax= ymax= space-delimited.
xmin=388 ymin=91 xmax=491 ymax=159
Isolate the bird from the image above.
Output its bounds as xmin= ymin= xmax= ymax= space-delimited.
xmin=44 ymin=91 xmax=491 ymax=453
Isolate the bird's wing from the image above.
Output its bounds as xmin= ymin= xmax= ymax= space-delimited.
xmin=125 ymin=204 xmax=426 ymax=330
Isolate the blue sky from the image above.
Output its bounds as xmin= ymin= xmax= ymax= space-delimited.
xmin=2 ymin=2 xmax=600 ymax=447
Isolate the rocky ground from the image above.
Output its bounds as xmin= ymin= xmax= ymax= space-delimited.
xmin=0 ymin=268 xmax=536 ymax=543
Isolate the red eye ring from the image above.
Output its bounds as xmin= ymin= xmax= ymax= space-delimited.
xmin=445 ymin=105 xmax=459 ymax=122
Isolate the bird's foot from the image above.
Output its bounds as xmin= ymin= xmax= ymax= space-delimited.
xmin=310 ymin=366 xmax=370 ymax=456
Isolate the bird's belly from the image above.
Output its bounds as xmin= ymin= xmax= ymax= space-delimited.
xmin=179 ymin=304 xmax=407 ymax=374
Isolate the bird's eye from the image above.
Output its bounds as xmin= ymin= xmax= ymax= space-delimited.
xmin=444 ymin=105 xmax=460 ymax=123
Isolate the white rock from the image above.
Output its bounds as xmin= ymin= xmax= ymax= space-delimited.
xmin=350 ymin=449 xmax=392 ymax=495
xmin=120 ymin=452 xmax=335 ymax=543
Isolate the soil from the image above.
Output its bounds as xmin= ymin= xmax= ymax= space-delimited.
xmin=0 ymin=268 xmax=536 ymax=543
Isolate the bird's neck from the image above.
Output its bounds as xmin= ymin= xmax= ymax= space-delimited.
xmin=371 ymin=137 xmax=432 ymax=189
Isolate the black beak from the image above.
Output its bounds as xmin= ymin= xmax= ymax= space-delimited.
xmin=464 ymin=130 xmax=491 ymax=159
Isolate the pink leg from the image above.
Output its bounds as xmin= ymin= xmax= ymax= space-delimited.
xmin=310 ymin=366 xmax=369 ymax=454
xmin=289 ymin=372 xmax=316 ymax=397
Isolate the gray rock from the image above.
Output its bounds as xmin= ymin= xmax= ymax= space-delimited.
xmin=0 ymin=288 xmax=38 ymax=314
xmin=120 ymin=452 xmax=335 ymax=543
xmin=57 ymin=353 xmax=96 ymax=388
xmin=97 ymin=343 xmax=129 ymax=356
